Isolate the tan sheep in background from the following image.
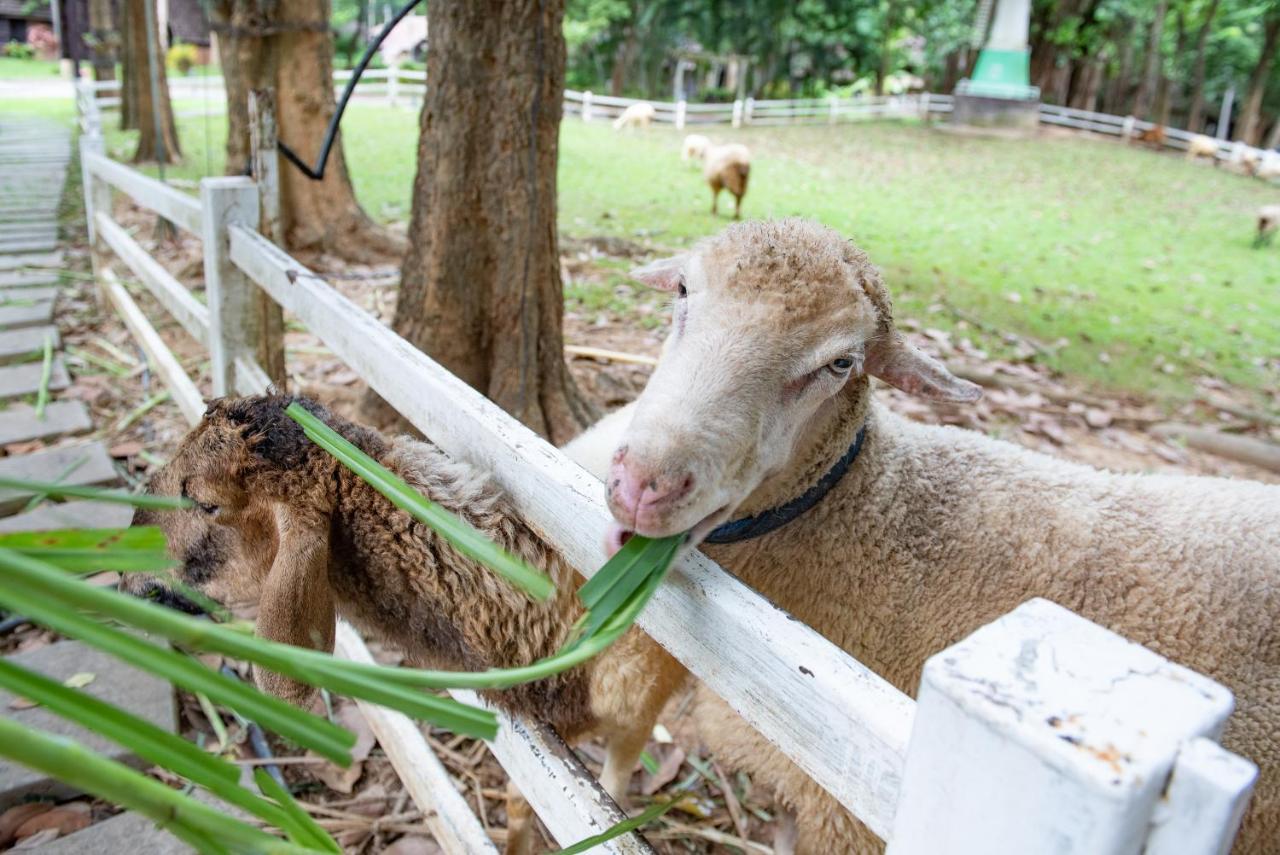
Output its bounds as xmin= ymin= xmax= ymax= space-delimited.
xmin=702 ymin=142 xmax=751 ymax=218
xmin=566 ymin=219 xmax=1279 ymax=854
xmin=681 ymin=133 xmax=711 ymax=161
xmin=126 ymin=395 xmax=686 ymax=855
xmin=612 ymin=101 xmax=655 ymax=130
xmin=1186 ymin=133 xmax=1221 ymax=164
xmin=1256 ymin=204 xmax=1280 ymax=247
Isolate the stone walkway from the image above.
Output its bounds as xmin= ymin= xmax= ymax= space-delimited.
xmin=0 ymin=117 xmax=177 ymax=850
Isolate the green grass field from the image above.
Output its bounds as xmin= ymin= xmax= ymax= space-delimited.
xmin=0 ymin=57 xmax=62 ymax=79
xmin=7 ymin=95 xmax=1277 ymax=404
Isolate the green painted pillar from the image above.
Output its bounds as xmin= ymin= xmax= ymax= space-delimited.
xmin=967 ymin=0 xmax=1038 ymax=100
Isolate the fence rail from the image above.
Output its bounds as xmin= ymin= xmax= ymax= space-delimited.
xmin=73 ymin=81 xmax=1258 ymax=855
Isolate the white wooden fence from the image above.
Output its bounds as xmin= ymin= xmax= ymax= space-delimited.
xmin=73 ymin=84 xmax=1258 ymax=854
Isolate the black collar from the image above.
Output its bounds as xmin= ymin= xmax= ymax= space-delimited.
xmin=704 ymin=427 xmax=867 ymax=545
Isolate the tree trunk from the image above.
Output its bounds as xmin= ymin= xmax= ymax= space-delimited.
xmin=1103 ymin=19 xmax=1136 ymax=114
xmin=1131 ymin=0 xmax=1167 ymax=120
xmin=876 ymin=2 xmax=899 ymax=95
xmin=373 ymin=0 xmax=593 ymax=444
xmin=1236 ymin=13 xmax=1280 ymax=145
xmin=122 ymin=0 xmax=181 ymax=163
xmin=213 ymin=0 xmax=405 ymax=262
xmin=1265 ymin=114 xmax=1280 ymax=148
xmin=1155 ymin=8 xmax=1186 ymax=127
xmin=88 ymin=0 xmax=117 ymax=83
xmin=1185 ymin=0 xmax=1222 ymax=133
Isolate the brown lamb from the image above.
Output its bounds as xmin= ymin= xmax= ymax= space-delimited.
xmin=125 ymin=395 xmax=685 ymax=855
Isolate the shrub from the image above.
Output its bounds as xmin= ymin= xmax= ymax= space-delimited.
xmin=167 ymin=42 xmax=198 ymax=75
xmin=3 ymin=41 xmax=36 ymax=59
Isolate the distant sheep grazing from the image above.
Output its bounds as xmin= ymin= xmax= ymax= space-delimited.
xmin=1134 ymin=125 xmax=1166 ymax=148
xmin=1256 ymin=204 xmax=1280 ymax=247
xmin=702 ymin=142 xmax=751 ymax=219
xmin=613 ymin=102 xmax=655 ymax=130
xmin=128 ymin=396 xmax=686 ymax=855
xmin=1186 ymin=133 xmax=1221 ymax=164
xmin=682 ymin=133 xmax=711 ymax=161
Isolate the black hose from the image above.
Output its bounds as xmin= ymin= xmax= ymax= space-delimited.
xmin=277 ymin=0 xmax=425 ymax=181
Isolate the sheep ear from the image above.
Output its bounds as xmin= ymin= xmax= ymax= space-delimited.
xmin=252 ymin=504 xmax=334 ymax=707
xmin=630 ymin=256 xmax=686 ymax=291
xmin=865 ymin=332 xmax=983 ymax=403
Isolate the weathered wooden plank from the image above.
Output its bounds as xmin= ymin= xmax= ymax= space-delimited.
xmin=1145 ymin=738 xmax=1257 ymax=854
xmin=334 ymin=625 xmax=501 ymax=855
xmin=228 ymin=226 xmax=915 ymax=838
xmin=0 ymin=326 xmax=59 ymax=364
xmin=0 ymin=500 xmax=135 ymax=533
xmin=83 ymin=151 xmax=202 ymax=235
xmin=0 ymin=300 xmax=54 ymax=329
xmin=0 ymin=401 xmax=92 ymax=445
xmin=452 ymin=689 xmax=655 ymax=854
xmin=201 ymin=178 xmax=263 ymax=396
xmin=0 ymin=355 xmax=69 ymax=400
xmin=100 ymin=269 xmax=205 ymax=425
xmin=95 ymin=212 xmax=209 ymax=345
xmin=0 ymin=441 xmax=119 ymax=516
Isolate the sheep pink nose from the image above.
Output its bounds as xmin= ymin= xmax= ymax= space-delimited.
xmin=606 ymin=459 xmax=695 ymax=533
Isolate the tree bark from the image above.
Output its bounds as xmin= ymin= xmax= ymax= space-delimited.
xmin=1103 ymin=18 xmax=1136 ymax=114
xmin=1185 ymin=0 xmax=1222 ymax=133
xmin=1131 ymin=0 xmax=1168 ymax=120
xmin=213 ymin=0 xmax=405 ymax=262
xmin=122 ymin=0 xmax=181 ymax=163
xmin=1154 ymin=8 xmax=1186 ymax=127
xmin=373 ymin=0 xmax=593 ymax=444
xmin=876 ymin=2 xmax=899 ymax=96
xmin=88 ymin=0 xmax=117 ymax=83
xmin=1236 ymin=13 xmax=1280 ymax=145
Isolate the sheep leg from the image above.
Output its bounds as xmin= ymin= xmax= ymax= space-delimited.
xmin=710 ymin=186 xmax=721 ymax=216
xmin=732 ymin=193 xmax=743 ymax=220
xmin=600 ymin=724 xmax=650 ymax=806
xmin=504 ymin=780 xmax=538 ymax=855
xmin=773 ymin=808 xmax=798 ymax=855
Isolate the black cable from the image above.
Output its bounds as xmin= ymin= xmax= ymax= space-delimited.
xmin=277 ymin=0 xmax=425 ymax=181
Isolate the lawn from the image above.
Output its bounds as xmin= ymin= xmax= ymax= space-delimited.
xmin=0 ymin=57 xmax=62 ymax=79
xmin=12 ymin=95 xmax=1279 ymax=404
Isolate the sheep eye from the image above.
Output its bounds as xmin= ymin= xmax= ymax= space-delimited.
xmin=676 ymin=281 xmax=687 ymax=299
xmin=829 ymin=356 xmax=855 ymax=374
xmin=196 ymin=501 xmax=218 ymax=516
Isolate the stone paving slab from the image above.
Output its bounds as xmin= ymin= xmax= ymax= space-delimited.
xmin=0 ymin=326 xmax=59 ymax=365
xmin=0 ymin=401 xmax=92 ymax=445
xmin=0 ymin=355 xmax=69 ymax=400
xmin=0 ymin=639 xmax=178 ymax=808
xmin=0 ymin=270 xmax=60 ymax=288
xmin=0 ymin=286 xmax=58 ymax=305
xmin=0 ymin=500 xmax=134 ymax=533
xmin=0 ymin=300 xmax=54 ymax=329
xmin=0 ymin=251 xmax=62 ymax=271
xmin=0 ymin=441 xmax=118 ymax=516
xmin=0 ymin=237 xmax=57 ymax=254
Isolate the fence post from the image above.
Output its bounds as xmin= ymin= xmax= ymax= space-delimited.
xmin=582 ymin=90 xmax=593 ymax=123
xmin=887 ymin=598 xmax=1251 ymax=855
xmin=200 ymin=177 xmax=263 ymax=397
xmin=1121 ymin=114 xmax=1136 ymax=142
xmin=78 ymin=133 xmax=111 ymax=304
xmin=920 ymin=91 xmax=931 ymax=121
xmin=744 ymin=97 xmax=754 ymax=125
xmin=732 ymin=98 xmax=743 ymax=128
xmin=247 ymin=90 xmax=289 ymax=389
xmin=676 ymin=99 xmax=687 ymax=130
xmin=388 ymin=65 xmax=400 ymax=108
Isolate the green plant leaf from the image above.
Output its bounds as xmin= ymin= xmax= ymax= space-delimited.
xmin=0 ymin=478 xmax=192 ymax=509
xmin=254 ymin=769 xmax=342 ymax=854
xmin=0 ymin=526 xmax=175 ymax=572
xmin=552 ymin=792 xmax=689 ymax=854
xmin=285 ymin=402 xmax=554 ymax=601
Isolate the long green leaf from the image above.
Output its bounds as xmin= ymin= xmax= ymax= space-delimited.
xmin=0 ymin=526 xmax=175 ymax=572
xmin=285 ymin=402 xmax=554 ymax=601
xmin=0 ymin=550 xmax=356 ymax=763
xmin=254 ymin=769 xmax=343 ymax=854
xmin=34 ymin=333 xmax=53 ymax=420
xmin=552 ymin=793 xmax=689 ymax=855
xmin=576 ymin=535 xmax=683 ymax=641
xmin=0 ymin=478 xmax=192 ymax=509
xmin=0 ymin=717 xmax=313 ymax=854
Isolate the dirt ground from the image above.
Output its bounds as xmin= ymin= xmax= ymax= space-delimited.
xmin=3 ymin=188 xmax=1276 ymax=854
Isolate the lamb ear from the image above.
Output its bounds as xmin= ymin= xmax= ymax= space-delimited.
xmin=865 ymin=331 xmax=983 ymax=403
xmin=252 ymin=504 xmax=334 ymax=707
xmin=629 ymin=255 xmax=687 ymax=291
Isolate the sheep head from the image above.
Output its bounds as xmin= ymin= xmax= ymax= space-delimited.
xmin=606 ymin=219 xmax=980 ymax=546
xmin=123 ymin=395 xmax=375 ymax=706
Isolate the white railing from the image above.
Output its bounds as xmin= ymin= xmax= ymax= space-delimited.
xmin=74 ymin=83 xmax=1258 ymax=854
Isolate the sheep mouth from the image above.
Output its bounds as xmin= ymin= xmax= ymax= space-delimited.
xmin=605 ymin=504 xmax=732 ymax=557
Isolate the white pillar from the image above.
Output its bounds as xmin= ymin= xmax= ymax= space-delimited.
xmin=1218 ymin=85 xmax=1235 ymax=140
xmin=582 ymin=90 xmax=593 ymax=123
xmin=200 ymin=177 xmax=262 ymax=397
xmin=388 ymin=64 xmax=400 ymax=108
xmin=828 ymin=95 xmax=838 ymax=124
xmin=731 ymin=98 xmax=743 ymax=128
xmin=987 ymin=0 xmax=1030 ymax=51
xmin=888 ymin=598 xmax=1252 ymax=855
xmin=675 ymin=100 xmax=687 ymax=130
xmin=744 ymin=97 xmax=754 ymax=125
xmin=1121 ymin=114 xmax=1136 ymax=141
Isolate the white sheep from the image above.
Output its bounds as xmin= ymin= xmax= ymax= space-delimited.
xmin=612 ymin=102 xmax=655 ymax=130
xmin=1256 ymin=204 xmax=1280 ymax=247
xmin=682 ymin=133 xmax=711 ymax=161
xmin=1255 ymin=156 xmax=1280 ymax=180
xmin=129 ymin=395 xmax=686 ymax=855
xmin=702 ymin=142 xmax=751 ymax=219
xmin=566 ymin=219 xmax=1279 ymax=854
xmin=1186 ymin=133 xmax=1221 ymax=164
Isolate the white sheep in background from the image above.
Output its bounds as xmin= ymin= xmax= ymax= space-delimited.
xmin=1255 ymin=156 xmax=1280 ymax=180
xmin=566 ymin=219 xmax=1279 ymax=854
xmin=681 ymin=133 xmax=711 ymax=161
xmin=1186 ymin=133 xmax=1221 ymax=164
xmin=702 ymin=142 xmax=751 ymax=218
xmin=612 ymin=102 xmax=655 ymax=130
xmin=1256 ymin=204 xmax=1280 ymax=247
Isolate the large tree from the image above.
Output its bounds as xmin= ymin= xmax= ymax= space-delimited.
xmin=211 ymin=0 xmax=404 ymax=262
xmin=1185 ymin=0 xmax=1223 ymax=132
xmin=374 ymin=0 xmax=593 ymax=444
xmin=1131 ymin=0 xmax=1169 ymax=119
xmin=121 ymin=0 xmax=181 ymax=162
xmin=1236 ymin=8 xmax=1280 ymax=144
